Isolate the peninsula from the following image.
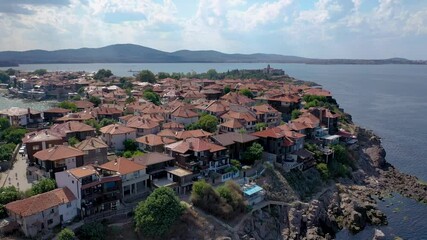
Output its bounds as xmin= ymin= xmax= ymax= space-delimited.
xmin=0 ymin=67 xmax=425 ymax=240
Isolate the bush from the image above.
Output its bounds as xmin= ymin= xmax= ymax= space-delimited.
xmin=136 ymin=70 xmax=156 ymax=83
xmin=0 ymin=143 xmax=16 ymax=161
xmin=239 ymin=88 xmax=254 ymax=98
xmin=77 ymin=222 xmax=106 ymax=240
xmin=242 ymin=142 xmax=263 ymax=165
xmin=316 ymin=163 xmax=330 ymax=180
xmin=31 ymin=178 xmax=56 ymax=195
xmin=134 ymin=187 xmax=184 ymax=237
xmin=1 ymin=127 xmax=27 ymax=144
xmin=58 ymin=228 xmax=75 ymax=240
xmin=58 ymin=101 xmax=77 ymax=112
xmin=123 ymin=139 xmax=137 ymax=152
xmin=291 ymin=109 xmax=301 ymax=120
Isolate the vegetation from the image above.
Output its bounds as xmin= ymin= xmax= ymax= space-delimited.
xmin=1 ymin=127 xmax=27 ymax=144
xmin=223 ymin=85 xmax=231 ymax=94
xmin=94 ymin=69 xmax=113 ymax=80
xmin=314 ymin=144 xmax=354 ymax=181
xmin=68 ymin=136 xmax=80 ymax=146
xmin=255 ymin=122 xmax=267 ymax=132
xmin=242 ymin=142 xmax=264 ymax=165
xmin=99 ymin=118 xmax=116 ymax=127
xmin=283 ymin=168 xmax=324 ymax=201
xmin=33 ymin=69 xmax=48 ymax=76
xmin=31 ymin=178 xmax=56 ymax=195
xmin=186 ymin=114 xmax=218 ymax=132
xmin=89 ymin=96 xmax=101 ymax=107
xmin=316 ymin=163 xmax=330 ymax=180
xmin=57 ymin=228 xmax=75 ymax=240
xmin=136 ymin=70 xmax=156 ymax=83
xmin=0 ymin=143 xmax=16 ymax=161
xmin=191 ymin=180 xmax=245 ymax=220
xmin=143 ymin=89 xmax=161 ymax=105
xmin=291 ymin=109 xmax=301 ymax=120
xmin=123 ymin=139 xmax=138 ymax=152
xmin=85 ymin=119 xmax=101 ymax=133
xmin=58 ymin=101 xmax=77 ymax=112
xmin=239 ymin=88 xmax=254 ymax=98
xmin=134 ymin=187 xmax=185 ymax=237
xmin=71 ymin=95 xmax=81 ymax=101
xmin=0 ymin=117 xmax=10 ymax=131
xmin=5 ymin=68 xmax=18 ymax=76
xmin=0 ymin=186 xmax=21 ymax=218
xmin=77 ymin=222 xmax=106 ymax=240
xmin=123 ymin=150 xmax=144 ymax=158
xmin=206 ymin=69 xmax=219 ymax=79
xmin=0 ymin=71 xmax=10 ymax=83
xmin=230 ymin=159 xmax=242 ymax=170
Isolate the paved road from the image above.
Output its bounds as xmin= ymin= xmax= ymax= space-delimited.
xmin=1 ymin=153 xmax=34 ymax=191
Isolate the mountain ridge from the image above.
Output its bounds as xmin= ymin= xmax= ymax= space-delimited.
xmin=0 ymin=44 xmax=425 ymax=65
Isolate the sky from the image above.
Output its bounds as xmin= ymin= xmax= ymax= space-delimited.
xmin=0 ymin=0 xmax=426 ymax=59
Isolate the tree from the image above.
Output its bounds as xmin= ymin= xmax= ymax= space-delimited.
xmin=31 ymin=178 xmax=56 ymax=195
xmin=157 ymin=72 xmax=170 ymax=79
xmin=0 ymin=143 xmax=16 ymax=161
xmin=316 ymin=163 xmax=330 ymax=180
xmin=136 ymin=70 xmax=156 ymax=83
xmin=58 ymin=101 xmax=77 ymax=112
xmin=1 ymin=127 xmax=27 ymax=144
xmin=0 ymin=71 xmax=10 ymax=83
xmin=33 ymin=69 xmax=47 ymax=76
xmin=239 ymin=88 xmax=254 ymax=98
xmin=71 ymin=95 xmax=81 ymax=101
xmin=5 ymin=68 xmax=18 ymax=76
xmin=242 ymin=142 xmax=263 ymax=165
xmin=197 ymin=114 xmax=218 ymax=132
xmin=58 ymin=228 xmax=75 ymax=240
xmin=89 ymin=96 xmax=101 ymax=107
xmin=134 ymin=187 xmax=185 ymax=237
xmin=68 ymin=136 xmax=80 ymax=146
xmin=77 ymin=222 xmax=106 ymax=240
xmin=143 ymin=89 xmax=161 ymax=105
xmin=223 ymin=85 xmax=231 ymax=94
xmin=99 ymin=118 xmax=116 ymax=127
xmin=94 ymin=69 xmax=113 ymax=80
xmin=206 ymin=69 xmax=218 ymax=80
xmin=255 ymin=122 xmax=267 ymax=132
xmin=123 ymin=139 xmax=137 ymax=152
xmin=0 ymin=186 xmax=21 ymax=218
xmin=291 ymin=109 xmax=301 ymax=120
xmin=85 ymin=119 xmax=101 ymax=133
xmin=0 ymin=117 xmax=11 ymax=131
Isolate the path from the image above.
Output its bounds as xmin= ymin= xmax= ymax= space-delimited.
xmin=1 ymin=153 xmax=34 ymax=191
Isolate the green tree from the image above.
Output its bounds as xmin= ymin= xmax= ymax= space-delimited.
xmin=206 ymin=69 xmax=218 ymax=79
xmin=134 ymin=187 xmax=185 ymax=237
xmin=77 ymin=222 xmax=106 ymax=240
xmin=196 ymin=114 xmax=218 ymax=132
xmin=33 ymin=69 xmax=48 ymax=76
xmin=123 ymin=139 xmax=137 ymax=152
xmin=0 ymin=143 xmax=17 ymax=161
xmin=68 ymin=136 xmax=80 ymax=146
xmin=1 ymin=127 xmax=27 ymax=144
xmin=58 ymin=101 xmax=77 ymax=112
xmin=31 ymin=178 xmax=56 ymax=195
xmin=0 ymin=71 xmax=10 ymax=83
xmin=0 ymin=117 xmax=11 ymax=131
xmin=223 ymin=85 xmax=231 ymax=94
xmin=255 ymin=122 xmax=267 ymax=132
xmin=143 ymin=89 xmax=161 ymax=105
xmin=71 ymin=95 xmax=81 ymax=101
xmin=136 ymin=70 xmax=156 ymax=83
xmin=5 ymin=68 xmax=18 ymax=76
xmin=239 ymin=88 xmax=254 ymax=98
xmin=99 ymin=118 xmax=116 ymax=127
xmin=316 ymin=163 xmax=330 ymax=180
xmin=0 ymin=186 xmax=21 ymax=218
xmin=94 ymin=69 xmax=113 ymax=80
xmin=58 ymin=228 xmax=75 ymax=240
xmin=89 ymin=96 xmax=101 ymax=107
xmin=291 ymin=109 xmax=301 ymax=120
xmin=242 ymin=142 xmax=263 ymax=165
xmin=157 ymin=72 xmax=170 ymax=79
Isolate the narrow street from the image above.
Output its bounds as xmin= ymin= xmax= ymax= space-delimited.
xmin=1 ymin=153 xmax=34 ymax=191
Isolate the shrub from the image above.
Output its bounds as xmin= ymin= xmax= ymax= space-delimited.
xmin=316 ymin=163 xmax=330 ymax=180
xmin=58 ymin=228 xmax=75 ymax=240
xmin=77 ymin=222 xmax=106 ymax=240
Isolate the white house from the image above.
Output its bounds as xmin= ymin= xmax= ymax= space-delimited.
xmin=5 ymin=188 xmax=77 ymax=238
xmin=100 ymin=124 xmax=137 ymax=151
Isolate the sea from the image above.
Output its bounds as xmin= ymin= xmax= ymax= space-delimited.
xmin=1 ymin=63 xmax=427 ymax=239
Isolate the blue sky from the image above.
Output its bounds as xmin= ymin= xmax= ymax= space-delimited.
xmin=0 ymin=0 xmax=426 ymax=59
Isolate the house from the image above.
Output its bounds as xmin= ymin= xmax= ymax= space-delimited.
xmin=220 ymin=92 xmax=255 ymax=106
xmin=136 ymin=134 xmax=176 ymax=153
xmin=164 ymin=166 xmax=195 ymax=194
xmin=50 ymin=121 xmax=96 ymax=141
xmin=211 ymin=132 xmax=259 ymax=160
xmin=100 ymin=124 xmax=137 ymax=151
xmin=98 ymin=158 xmax=149 ymax=201
xmin=0 ymin=107 xmax=43 ymax=127
xmin=308 ymin=107 xmax=339 ymax=134
xmin=242 ymin=183 xmax=265 ymax=206
xmin=131 ymin=152 xmax=175 ymax=187
xmin=55 ymin=112 xmax=95 ymax=123
xmin=92 ymin=107 xmax=123 ymax=120
xmin=33 ymin=144 xmax=85 ymax=179
xmin=55 ymin=166 xmax=122 ymax=218
xmin=251 ymin=104 xmax=281 ymax=128
xmin=22 ymin=130 xmax=64 ymax=164
xmin=162 ymin=121 xmax=185 ymax=131
xmin=43 ymin=108 xmax=71 ymax=123
xmin=5 ymin=187 xmax=77 ymax=238
xmin=165 ymin=137 xmax=229 ymax=175
xmin=220 ymin=105 xmax=258 ymax=132
xmin=73 ymin=100 xmax=94 ymax=111
xmin=170 ymin=106 xmax=199 ymax=125
xmin=175 ymin=129 xmax=213 ymax=140
xmin=125 ymin=116 xmax=160 ymax=137
xmin=219 ymin=118 xmax=245 ymax=133
xmin=74 ymin=137 xmax=109 ymax=165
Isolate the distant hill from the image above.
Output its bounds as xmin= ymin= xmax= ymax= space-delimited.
xmin=0 ymin=44 xmax=425 ymax=65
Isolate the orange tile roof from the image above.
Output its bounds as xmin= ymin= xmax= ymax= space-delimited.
xmin=5 ymin=187 xmax=76 ymax=217
xmin=99 ymin=158 xmax=146 ymax=175
xmin=68 ymin=165 xmax=97 ymax=179
xmin=100 ymin=124 xmax=136 ymax=135
xmin=50 ymin=121 xmax=95 ymax=136
xmin=33 ymin=145 xmax=84 ymax=161
xmin=136 ymin=134 xmax=176 ymax=146
xmin=175 ymin=129 xmax=212 ymax=139
xmin=171 ymin=106 xmax=198 ymax=118
xmin=75 ymin=137 xmax=108 ymax=151
xmin=166 ymin=137 xmax=225 ymax=154
xmin=220 ymin=119 xmax=244 ymax=129
xmin=22 ymin=130 xmax=63 ymax=144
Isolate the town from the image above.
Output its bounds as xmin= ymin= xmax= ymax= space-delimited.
xmin=0 ymin=67 xmax=358 ymax=239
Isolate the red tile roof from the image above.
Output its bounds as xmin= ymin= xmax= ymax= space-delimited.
xmin=165 ymin=137 xmax=225 ymax=154
xmin=100 ymin=124 xmax=136 ymax=135
xmin=33 ymin=145 xmax=85 ymax=161
xmin=99 ymin=158 xmax=146 ymax=175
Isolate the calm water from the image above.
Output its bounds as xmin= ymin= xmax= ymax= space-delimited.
xmin=1 ymin=63 xmax=427 ymax=239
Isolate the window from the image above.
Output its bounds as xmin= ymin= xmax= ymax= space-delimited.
xmin=33 ymin=145 xmax=40 ymax=150
xmin=67 ymin=202 xmax=72 ymax=208
xmin=96 ymin=148 xmax=101 ymax=153
xmin=51 ymin=209 xmax=54 ymax=214
xmin=47 ymin=219 xmax=53 ymax=225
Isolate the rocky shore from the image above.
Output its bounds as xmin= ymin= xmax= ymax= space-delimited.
xmin=236 ymin=126 xmax=427 ymax=240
